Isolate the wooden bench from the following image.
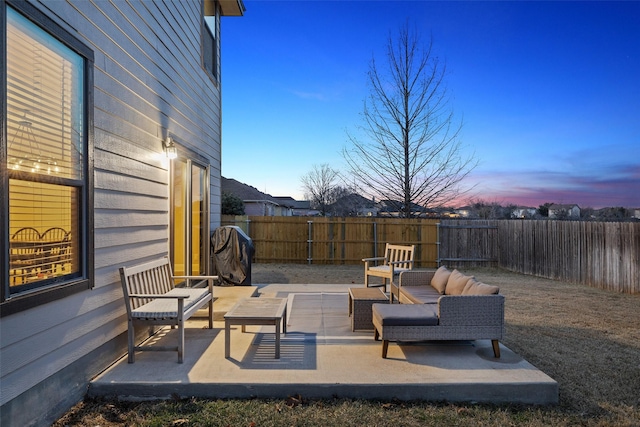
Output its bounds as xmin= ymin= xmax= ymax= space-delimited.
xmin=119 ymin=257 xmax=216 ymax=363
xmin=363 ymin=243 xmax=415 ymax=289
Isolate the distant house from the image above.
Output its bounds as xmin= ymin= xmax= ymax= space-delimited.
xmin=455 ymin=206 xmax=474 ymax=218
xmin=273 ymin=197 xmax=320 ymax=216
xmin=548 ymin=204 xmax=581 ymax=219
xmin=222 ymin=177 xmax=293 ymax=216
xmin=377 ymin=199 xmax=429 ymax=217
xmin=328 ymin=193 xmax=378 ymax=217
xmin=432 ymin=207 xmax=457 ymax=218
xmin=595 ymin=206 xmax=637 ymax=221
xmin=512 ymin=207 xmax=538 ymax=219
xmin=1 ymin=1 xmax=244 ymax=426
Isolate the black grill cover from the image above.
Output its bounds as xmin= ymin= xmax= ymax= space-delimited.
xmin=211 ymin=226 xmax=253 ymax=286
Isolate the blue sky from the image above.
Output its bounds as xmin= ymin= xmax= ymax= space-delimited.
xmin=221 ymin=1 xmax=640 ymax=209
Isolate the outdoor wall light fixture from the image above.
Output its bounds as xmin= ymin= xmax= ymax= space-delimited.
xmin=163 ymin=136 xmax=177 ymax=159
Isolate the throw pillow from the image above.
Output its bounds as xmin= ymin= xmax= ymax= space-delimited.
xmin=463 ymin=277 xmax=500 ymax=295
xmin=430 ymin=265 xmax=451 ymax=294
xmin=445 ymin=269 xmax=472 ymax=295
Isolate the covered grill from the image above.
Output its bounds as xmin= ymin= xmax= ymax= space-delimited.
xmin=210 ymin=226 xmax=253 ymax=286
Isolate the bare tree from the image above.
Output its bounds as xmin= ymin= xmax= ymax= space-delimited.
xmin=300 ymin=163 xmax=339 ymax=216
xmin=342 ymin=22 xmax=476 ymax=218
xmin=325 ymin=185 xmax=351 ymax=216
xmin=327 ymin=185 xmax=374 ymax=217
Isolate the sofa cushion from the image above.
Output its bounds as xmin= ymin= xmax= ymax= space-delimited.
xmin=430 ymin=266 xmax=451 ymax=294
xmin=400 ymin=286 xmax=440 ymax=304
xmin=372 ymin=303 xmax=438 ymax=326
xmin=462 ymin=278 xmax=500 ymax=295
xmin=445 ymin=269 xmax=472 ymax=295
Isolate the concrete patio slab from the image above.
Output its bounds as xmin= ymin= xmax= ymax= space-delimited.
xmin=88 ymin=284 xmax=558 ymax=405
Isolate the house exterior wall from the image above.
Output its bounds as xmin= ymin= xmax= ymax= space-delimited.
xmin=1 ymin=1 xmax=226 ymax=425
xmin=245 ymin=201 xmax=277 ymax=216
xmin=244 ymin=202 xmax=292 ymax=217
xmin=570 ymin=206 xmax=580 ymax=218
xmin=274 ymin=205 xmax=293 ymax=216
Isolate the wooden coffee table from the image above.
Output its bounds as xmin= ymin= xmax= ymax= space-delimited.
xmin=224 ymin=297 xmax=287 ymax=359
xmin=348 ymin=287 xmax=388 ymax=331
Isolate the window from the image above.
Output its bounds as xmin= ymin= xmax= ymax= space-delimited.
xmin=171 ymin=158 xmax=209 ymax=278
xmin=2 ymin=1 xmax=93 ymax=314
xmin=203 ymin=8 xmax=218 ymax=81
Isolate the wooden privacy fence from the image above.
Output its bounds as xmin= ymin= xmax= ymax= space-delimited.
xmin=221 ymin=216 xmax=440 ymax=268
xmin=498 ymin=220 xmax=639 ymax=294
xmin=438 ymin=220 xmax=499 ymax=268
xmin=439 ymin=219 xmax=639 ymax=293
xmin=221 ymin=216 xmax=639 ymax=294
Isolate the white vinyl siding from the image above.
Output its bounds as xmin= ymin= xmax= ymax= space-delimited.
xmin=1 ymin=1 xmax=223 ymax=423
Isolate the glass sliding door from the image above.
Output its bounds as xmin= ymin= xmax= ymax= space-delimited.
xmin=191 ymin=164 xmax=206 ymax=275
xmin=171 ymin=158 xmax=209 ymax=279
xmin=171 ymin=159 xmax=188 ymax=277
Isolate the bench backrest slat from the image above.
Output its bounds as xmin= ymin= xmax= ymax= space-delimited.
xmin=120 ymin=258 xmax=174 ymax=310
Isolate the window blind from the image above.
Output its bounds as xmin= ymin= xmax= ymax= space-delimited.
xmin=6 ymin=10 xmax=83 ymax=180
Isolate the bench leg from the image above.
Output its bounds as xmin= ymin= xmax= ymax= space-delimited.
xmin=127 ymin=320 xmax=135 ymax=363
xmin=374 ymin=328 xmax=380 ymax=341
xmin=382 ymin=340 xmax=389 ymax=358
xmin=178 ymin=320 xmax=184 ymax=363
xmin=492 ymin=340 xmax=501 ymax=358
xmin=177 ymin=299 xmax=185 ymax=363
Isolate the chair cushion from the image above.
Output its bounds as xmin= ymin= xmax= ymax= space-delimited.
xmin=372 ymin=303 xmax=438 ymax=326
xmin=462 ymin=278 xmax=500 ymax=295
xmin=430 ymin=266 xmax=451 ymax=294
xmin=400 ymin=286 xmax=440 ymax=304
xmin=445 ymin=269 xmax=473 ymax=295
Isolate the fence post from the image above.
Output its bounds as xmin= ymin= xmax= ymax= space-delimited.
xmin=307 ymin=220 xmax=313 ymax=265
xmin=436 ymin=222 xmax=441 ymax=267
xmin=373 ymin=221 xmax=378 ymax=259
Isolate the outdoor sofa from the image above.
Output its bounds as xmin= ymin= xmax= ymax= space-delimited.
xmin=372 ymin=266 xmax=505 ymax=358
